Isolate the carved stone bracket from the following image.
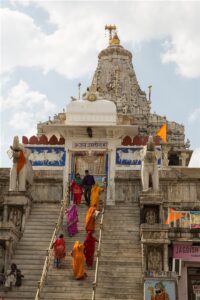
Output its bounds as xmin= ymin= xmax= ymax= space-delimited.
xmin=0 ymin=191 xmax=33 ymax=272
xmin=139 ymin=191 xmax=164 ymax=224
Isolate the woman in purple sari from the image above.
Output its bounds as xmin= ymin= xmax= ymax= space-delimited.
xmin=66 ymin=204 xmax=78 ymax=237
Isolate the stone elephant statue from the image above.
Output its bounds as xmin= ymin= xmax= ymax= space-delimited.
xmin=9 ymin=136 xmax=33 ymax=192
xmin=140 ymin=136 xmax=159 ymax=192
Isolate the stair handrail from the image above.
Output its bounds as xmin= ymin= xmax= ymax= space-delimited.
xmin=35 ymin=186 xmax=69 ymax=300
xmin=91 ymin=190 xmax=106 ymax=300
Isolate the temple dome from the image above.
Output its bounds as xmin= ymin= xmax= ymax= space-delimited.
xmin=65 ymin=99 xmax=117 ymax=126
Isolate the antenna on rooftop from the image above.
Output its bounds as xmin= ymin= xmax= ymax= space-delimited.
xmin=78 ymin=82 xmax=81 ymax=100
xmin=148 ymin=85 xmax=152 ymax=102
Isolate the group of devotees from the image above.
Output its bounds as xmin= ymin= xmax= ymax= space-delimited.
xmin=53 ymin=170 xmax=104 ymax=280
xmin=2 ymin=169 xmax=103 ymax=291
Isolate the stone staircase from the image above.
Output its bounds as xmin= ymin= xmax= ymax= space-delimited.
xmin=0 ymin=203 xmax=60 ymax=300
xmin=40 ymin=203 xmax=99 ymax=300
xmin=95 ymin=203 xmax=143 ymax=300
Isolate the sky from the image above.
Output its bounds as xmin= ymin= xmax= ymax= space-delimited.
xmin=0 ymin=0 xmax=200 ymax=167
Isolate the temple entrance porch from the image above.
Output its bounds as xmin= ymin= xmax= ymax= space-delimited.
xmin=67 ymin=149 xmax=109 ymax=204
xmin=69 ymin=150 xmax=108 ymax=185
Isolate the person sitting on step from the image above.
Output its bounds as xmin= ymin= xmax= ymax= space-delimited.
xmin=4 ymin=263 xmax=24 ymax=291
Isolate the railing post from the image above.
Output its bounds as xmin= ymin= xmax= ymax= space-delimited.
xmin=91 ymin=194 xmax=106 ymax=300
xmin=34 ymin=191 xmax=69 ymax=300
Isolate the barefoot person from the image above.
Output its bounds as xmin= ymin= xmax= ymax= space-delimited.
xmin=85 ymin=206 xmax=97 ymax=232
xmin=71 ymin=241 xmax=87 ymax=280
xmin=84 ymin=231 xmax=98 ymax=268
xmin=66 ymin=203 xmax=78 ymax=237
xmin=52 ymin=234 xmax=66 ymax=268
xmin=90 ymin=183 xmax=104 ymax=210
xmin=70 ymin=173 xmax=83 ymax=205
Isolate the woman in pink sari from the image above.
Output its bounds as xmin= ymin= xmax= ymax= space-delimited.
xmin=70 ymin=173 xmax=83 ymax=205
xmin=66 ymin=204 xmax=78 ymax=237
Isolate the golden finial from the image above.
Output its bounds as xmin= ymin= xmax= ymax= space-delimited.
xmin=111 ymin=32 xmax=120 ymax=45
xmin=105 ymin=24 xmax=117 ymax=45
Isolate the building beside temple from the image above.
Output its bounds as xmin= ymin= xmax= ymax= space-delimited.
xmin=0 ymin=26 xmax=199 ymax=300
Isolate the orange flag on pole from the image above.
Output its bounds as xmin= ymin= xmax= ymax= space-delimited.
xmin=156 ymin=123 xmax=167 ymax=143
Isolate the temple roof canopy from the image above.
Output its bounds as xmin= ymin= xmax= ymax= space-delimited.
xmin=65 ymin=99 xmax=117 ymax=126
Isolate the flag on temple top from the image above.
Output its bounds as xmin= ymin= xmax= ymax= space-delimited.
xmin=156 ymin=123 xmax=167 ymax=143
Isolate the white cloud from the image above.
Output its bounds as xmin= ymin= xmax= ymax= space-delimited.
xmin=1 ymin=80 xmax=56 ymax=136
xmin=189 ymin=148 xmax=200 ymax=167
xmin=188 ymin=107 xmax=200 ymax=123
xmin=1 ymin=2 xmax=200 ymax=79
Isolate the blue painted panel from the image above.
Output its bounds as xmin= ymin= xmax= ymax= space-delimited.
xmin=27 ymin=147 xmax=66 ymax=166
xmin=116 ymin=147 xmax=161 ymax=166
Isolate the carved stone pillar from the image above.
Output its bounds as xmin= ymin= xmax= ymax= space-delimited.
xmin=161 ymin=144 xmax=170 ymax=168
xmin=107 ymin=148 xmax=115 ymax=205
xmin=180 ymin=152 xmax=189 ymax=167
xmin=164 ymin=244 xmax=169 ymax=271
xmin=5 ymin=240 xmax=10 ymax=272
xmin=3 ymin=204 xmax=8 ymax=222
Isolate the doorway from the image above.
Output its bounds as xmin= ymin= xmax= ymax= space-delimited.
xmin=188 ymin=267 xmax=200 ymax=300
xmin=69 ymin=151 xmax=109 ymax=202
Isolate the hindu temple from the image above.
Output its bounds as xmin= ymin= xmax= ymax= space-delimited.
xmin=0 ymin=25 xmax=200 ymax=300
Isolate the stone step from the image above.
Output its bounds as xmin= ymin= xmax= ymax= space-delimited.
xmin=41 ymin=293 xmax=92 ymax=300
xmin=5 ymin=203 xmax=60 ymax=300
xmin=95 ymin=203 xmax=143 ymax=300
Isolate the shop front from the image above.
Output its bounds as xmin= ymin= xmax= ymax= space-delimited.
xmin=173 ymin=243 xmax=200 ymax=300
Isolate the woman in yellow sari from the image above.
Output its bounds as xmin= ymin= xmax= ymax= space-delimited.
xmin=90 ymin=184 xmax=104 ymax=210
xmin=85 ymin=206 xmax=96 ymax=232
xmin=71 ymin=241 xmax=87 ymax=280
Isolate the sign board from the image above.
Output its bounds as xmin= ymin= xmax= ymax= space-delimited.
xmin=173 ymin=244 xmax=200 ymax=262
xmin=193 ymin=285 xmax=200 ymax=294
xmin=73 ymin=142 xmax=108 ymax=149
xmin=190 ymin=211 xmax=200 ymax=229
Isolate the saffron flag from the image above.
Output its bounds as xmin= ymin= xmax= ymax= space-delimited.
xmin=166 ymin=208 xmax=184 ymax=225
xmin=156 ymin=123 xmax=167 ymax=143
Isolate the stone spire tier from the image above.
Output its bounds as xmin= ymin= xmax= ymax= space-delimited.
xmin=88 ymin=41 xmax=151 ymax=116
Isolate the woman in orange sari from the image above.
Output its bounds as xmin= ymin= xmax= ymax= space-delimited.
xmin=90 ymin=184 xmax=104 ymax=210
xmin=85 ymin=206 xmax=96 ymax=232
xmin=71 ymin=241 xmax=87 ymax=280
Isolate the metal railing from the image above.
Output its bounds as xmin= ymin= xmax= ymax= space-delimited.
xmin=91 ymin=192 xmax=106 ymax=300
xmin=35 ymin=188 xmax=69 ymax=300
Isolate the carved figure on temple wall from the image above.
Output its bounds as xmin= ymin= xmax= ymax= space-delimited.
xmin=141 ymin=136 xmax=159 ymax=192
xmin=122 ymin=105 xmax=128 ymax=114
xmin=9 ymin=136 xmax=33 ymax=192
xmin=145 ymin=209 xmax=157 ymax=225
xmin=9 ymin=208 xmax=22 ymax=229
xmin=148 ymin=247 xmax=162 ymax=271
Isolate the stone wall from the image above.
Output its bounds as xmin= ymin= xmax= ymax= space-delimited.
xmin=115 ymin=168 xmax=200 ymax=207
xmin=0 ymin=169 xmax=63 ymax=203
